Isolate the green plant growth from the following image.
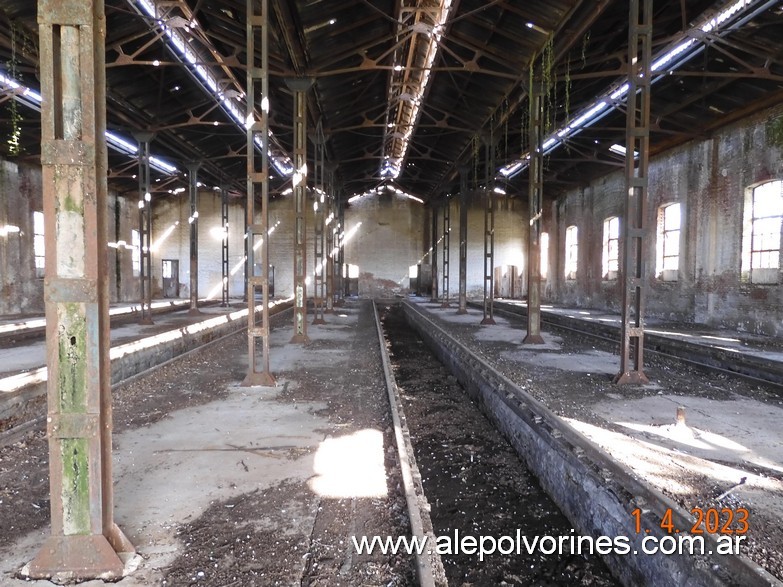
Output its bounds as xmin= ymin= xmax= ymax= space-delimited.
xmin=768 ymin=115 xmax=783 ymax=149
xmin=5 ymin=21 xmax=23 ymax=156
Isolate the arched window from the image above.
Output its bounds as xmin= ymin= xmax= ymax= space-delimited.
xmin=742 ymin=180 xmax=782 ymax=284
xmin=656 ymin=203 xmax=681 ymax=281
xmin=540 ymin=232 xmax=549 ymax=280
xmin=565 ymin=225 xmax=578 ymax=280
xmin=602 ymin=216 xmax=620 ymax=280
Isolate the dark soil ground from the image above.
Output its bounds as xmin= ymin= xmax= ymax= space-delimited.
xmin=0 ymin=302 xmax=415 ymax=586
xmin=380 ymin=303 xmax=619 ymax=586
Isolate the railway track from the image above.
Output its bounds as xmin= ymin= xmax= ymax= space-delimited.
xmin=480 ymin=300 xmax=783 ymax=392
xmin=373 ymin=299 xmax=780 ymax=586
xmin=0 ymin=300 xmax=293 ymax=448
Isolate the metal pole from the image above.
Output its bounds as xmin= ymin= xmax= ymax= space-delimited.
xmin=134 ymin=131 xmax=154 ymax=325
xmin=221 ymin=183 xmax=230 ymax=307
xmin=430 ymin=204 xmax=439 ymax=302
xmin=30 ymin=0 xmax=133 ymax=577
xmin=441 ymin=198 xmax=450 ymax=308
xmin=616 ymin=0 xmax=652 ymax=384
xmin=187 ymin=162 xmax=201 ymax=315
xmin=482 ymin=139 xmax=497 ymax=326
xmin=242 ymin=0 xmax=275 ymax=386
xmin=312 ymin=121 xmax=326 ymax=325
xmin=325 ymin=165 xmax=335 ymax=313
xmin=457 ymin=167 xmax=468 ymax=314
xmin=286 ymin=77 xmax=314 ymax=343
xmin=336 ymin=196 xmax=345 ymax=304
xmin=524 ymin=86 xmax=544 ymax=343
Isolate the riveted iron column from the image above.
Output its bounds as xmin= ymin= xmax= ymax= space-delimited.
xmin=134 ymin=131 xmax=154 ymax=325
xmin=441 ymin=197 xmax=450 ymax=308
xmin=482 ymin=139 xmax=497 ymax=326
xmin=430 ymin=203 xmax=439 ymax=302
xmin=457 ymin=167 xmax=468 ymax=314
xmin=220 ymin=183 xmax=230 ymax=307
xmin=286 ymin=77 xmax=314 ymax=343
xmin=186 ymin=162 xmax=201 ymax=315
xmin=312 ymin=121 xmax=326 ymax=325
xmin=29 ymin=0 xmax=134 ymax=578
xmin=616 ymin=0 xmax=652 ymax=384
xmin=524 ymin=86 xmax=544 ymax=343
xmin=243 ymin=0 xmax=274 ymax=386
xmin=337 ymin=196 xmax=346 ymax=302
xmin=324 ymin=165 xmax=336 ymax=313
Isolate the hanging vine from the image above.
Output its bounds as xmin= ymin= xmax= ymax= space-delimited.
xmin=581 ymin=30 xmax=590 ymax=69
xmin=6 ymin=21 xmax=23 ymax=156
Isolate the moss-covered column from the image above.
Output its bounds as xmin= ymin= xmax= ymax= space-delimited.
xmin=28 ymin=0 xmax=134 ymax=579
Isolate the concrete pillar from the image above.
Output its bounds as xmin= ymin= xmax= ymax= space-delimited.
xmin=29 ymin=0 xmax=134 ymax=578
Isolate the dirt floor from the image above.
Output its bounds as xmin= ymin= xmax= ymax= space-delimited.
xmin=0 ymin=302 xmax=414 ymax=586
xmin=416 ymin=300 xmax=783 ymax=583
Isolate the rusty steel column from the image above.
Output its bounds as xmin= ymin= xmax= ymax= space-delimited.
xmin=430 ymin=203 xmax=439 ymax=302
xmin=457 ymin=167 xmax=468 ymax=314
xmin=134 ymin=131 xmax=154 ymax=325
xmin=616 ymin=0 xmax=652 ymax=385
xmin=286 ymin=77 xmax=314 ymax=343
xmin=324 ymin=165 xmax=336 ymax=313
xmin=186 ymin=162 xmax=201 ymax=315
xmin=335 ymin=197 xmax=345 ymax=305
xmin=29 ymin=0 xmax=134 ymax=578
xmin=312 ymin=121 xmax=326 ymax=325
xmin=524 ymin=86 xmax=545 ymax=344
xmin=220 ymin=183 xmax=230 ymax=307
xmin=481 ymin=140 xmax=497 ymax=326
xmin=243 ymin=0 xmax=274 ymax=386
xmin=441 ymin=197 xmax=451 ymax=308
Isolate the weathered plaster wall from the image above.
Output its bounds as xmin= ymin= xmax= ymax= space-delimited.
xmin=432 ymin=194 xmax=527 ymax=300
xmin=543 ymin=104 xmax=783 ymax=336
xmin=0 ymin=160 xmax=42 ymax=315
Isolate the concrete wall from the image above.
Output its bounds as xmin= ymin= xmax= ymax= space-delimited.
xmin=0 ymin=159 xmax=147 ymax=315
xmin=542 ymin=103 xmax=783 ymax=336
xmin=151 ymin=191 xmax=247 ymax=300
xmin=147 ymin=189 xmax=527 ymax=302
xmin=0 ymin=160 xmax=42 ymax=315
xmin=345 ymin=192 xmax=428 ymax=296
xmin=433 ymin=195 xmax=527 ymax=300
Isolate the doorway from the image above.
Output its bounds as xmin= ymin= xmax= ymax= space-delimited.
xmin=162 ymin=259 xmax=180 ymax=298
